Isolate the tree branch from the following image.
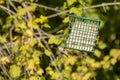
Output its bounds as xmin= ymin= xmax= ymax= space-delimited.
xmin=47 ymin=2 xmax=120 ymax=18
xmin=0 ymin=5 xmax=16 ymax=15
xmin=25 ymin=2 xmax=61 ymax=12
xmin=11 ymin=0 xmax=61 ymax=12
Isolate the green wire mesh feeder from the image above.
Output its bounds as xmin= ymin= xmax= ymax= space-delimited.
xmin=64 ymin=15 xmax=100 ymax=52
xmin=64 ymin=1 xmax=101 ymax=53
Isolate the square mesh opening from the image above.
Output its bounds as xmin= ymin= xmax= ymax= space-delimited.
xmin=64 ymin=15 xmax=100 ymax=52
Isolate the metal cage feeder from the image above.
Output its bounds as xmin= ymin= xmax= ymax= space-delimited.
xmin=64 ymin=15 xmax=100 ymax=52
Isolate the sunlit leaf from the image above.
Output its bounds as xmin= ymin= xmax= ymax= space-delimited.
xmin=27 ymin=5 xmax=36 ymax=12
xmin=17 ymin=6 xmax=26 ymax=16
xmin=44 ymin=49 xmax=51 ymax=56
xmin=94 ymin=49 xmax=101 ymax=58
xmin=48 ymin=36 xmax=62 ymax=45
xmin=28 ymin=20 xmax=39 ymax=29
xmin=24 ymin=29 xmax=33 ymax=37
xmin=37 ymin=68 xmax=44 ymax=75
xmin=11 ymin=44 xmax=19 ymax=53
xmin=0 ymin=56 xmax=10 ymax=64
xmin=0 ymin=35 xmax=7 ymax=44
xmin=110 ymin=49 xmax=120 ymax=59
xmin=30 ymin=76 xmax=36 ymax=80
xmin=0 ymin=0 xmax=4 ymax=4
xmin=71 ymin=72 xmax=78 ymax=80
xmin=51 ymin=72 xmax=59 ymax=79
xmin=104 ymin=55 xmax=110 ymax=61
xmin=103 ymin=62 xmax=110 ymax=69
xmin=9 ymin=65 xmax=22 ymax=78
xmin=66 ymin=56 xmax=77 ymax=65
xmin=98 ymin=41 xmax=107 ymax=49
xmin=70 ymin=7 xmax=82 ymax=16
xmin=67 ymin=0 xmax=76 ymax=6
xmin=29 ymin=39 xmax=37 ymax=46
xmin=26 ymin=59 xmax=35 ymax=70
xmin=19 ymin=45 xmax=30 ymax=51
xmin=62 ymin=17 xmax=69 ymax=23
xmin=44 ymin=23 xmax=51 ymax=28
xmin=35 ymin=15 xmax=48 ymax=24
xmin=110 ymin=58 xmax=117 ymax=65
xmin=64 ymin=28 xmax=68 ymax=35
xmin=60 ymin=2 xmax=67 ymax=10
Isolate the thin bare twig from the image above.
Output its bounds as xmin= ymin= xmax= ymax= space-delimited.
xmin=25 ymin=2 xmax=61 ymax=12
xmin=43 ymin=40 xmax=63 ymax=80
xmin=0 ymin=5 xmax=16 ymax=15
xmin=47 ymin=2 xmax=120 ymax=18
xmin=11 ymin=0 xmax=61 ymax=12
xmin=8 ymin=0 xmax=17 ymax=11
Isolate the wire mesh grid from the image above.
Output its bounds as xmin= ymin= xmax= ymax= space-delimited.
xmin=64 ymin=15 xmax=100 ymax=52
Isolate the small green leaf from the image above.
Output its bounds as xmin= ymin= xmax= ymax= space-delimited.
xmin=94 ymin=49 xmax=101 ymax=58
xmin=44 ymin=23 xmax=51 ymax=28
xmin=70 ymin=7 xmax=82 ymax=16
xmin=29 ymin=39 xmax=37 ymax=46
xmin=67 ymin=0 xmax=76 ymax=6
xmin=48 ymin=36 xmax=61 ymax=45
xmin=9 ymin=65 xmax=22 ymax=78
xmin=110 ymin=58 xmax=117 ymax=65
xmin=37 ymin=68 xmax=44 ymax=75
xmin=19 ymin=45 xmax=30 ymax=51
xmin=48 ymin=36 xmax=56 ymax=44
xmin=27 ymin=5 xmax=36 ymax=12
xmin=28 ymin=20 xmax=39 ymax=29
xmin=98 ymin=41 xmax=107 ymax=49
xmin=45 ymin=49 xmax=51 ymax=56
xmin=0 ymin=36 xmax=7 ymax=44
xmin=26 ymin=59 xmax=35 ymax=70
xmin=62 ymin=17 xmax=69 ymax=23
xmin=110 ymin=49 xmax=120 ymax=58
xmin=35 ymin=15 xmax=48 ymax=24
xmin=17 ymin=6 xmax=26 ymax=16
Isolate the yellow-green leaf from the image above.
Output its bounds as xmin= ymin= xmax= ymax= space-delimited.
xmin=26 ymin=59 xmax=35 ymax=70
xmin=98 ymin=41 xmax=107 ymax=49
xmin=44 ymin=23 xmax=51 ymax=28
xmin=19 ymin=45 xmax=30 ymax=51
xmin=94 ymin=49 xmax=101 ymax=58
xmin=0 ymin=0 xmax=4 ymax=4
xmin=17 ymin=6 xmax=26 ymax=16
xmin=37 ymin=68 xmax=44 ymax=75
xmin=48 ymin=36 xmax=62 ymax=45
xmin=9 ymin=65 xmax=22 ymax=78
xmin=48 ymin=36 xmax=56 ymax=44
xmin=28 ymin=20 xmax=39 ymax=29
xmin=24 ymin=29 xmax=33 ymax=37
xmin=110 ymin=58 xmax=117 ymax=65
xmin=64 ymin=28 xmax=68 ymax=35
xmin=30 ymin=76 xmax=36 ymax=80
xmin=70 ymin=7 xmax=82 ymax=16
xmin=62 ymin=17 xmax=69 ymax=23
xmin=29 ymin=39 xmax=37 ymax=47
xmin=45 ymin=49 xmax=51 ymax=56
xmin=27 ymin=5 xmax=36 ymax=12
xmin=0 ymin=35 xmax=7 ymax=43
xmin=35 ymin=15 xmax=48 ymax=24
xmin=0 ymin=56 xmax=10 ymax=64
xmin=110 ymin=49 xmax=120 ymax=58
xmin=67 ymin=0 xmax=76 ymax=6
xmin=104 ymin=55 xmax=110 ymax=61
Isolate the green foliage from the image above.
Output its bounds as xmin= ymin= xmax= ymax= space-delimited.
xmin=8 ymin=65 xmax=22 ymax=78
xmin=0 ymin=0 xmax=120 ymax=80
